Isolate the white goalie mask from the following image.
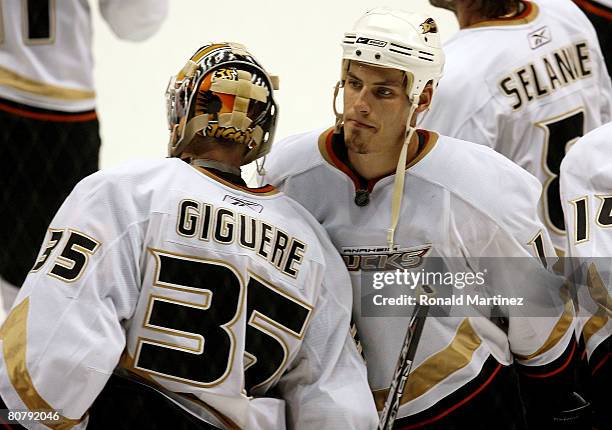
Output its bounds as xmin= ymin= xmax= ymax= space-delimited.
xmin=339 ymin=8 xmax=444 ymax=103
xmin=166 ymin=42 xmax=279 ymax=164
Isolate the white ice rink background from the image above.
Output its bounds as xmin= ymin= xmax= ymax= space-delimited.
xmin=92 ymin=0 xmax=459 ymax=177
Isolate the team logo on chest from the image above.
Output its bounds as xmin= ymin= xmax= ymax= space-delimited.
xmin=341 ymin=244 xmax=431 ymax=272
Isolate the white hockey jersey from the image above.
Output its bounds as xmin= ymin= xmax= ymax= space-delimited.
xmin=261 ymin=127 xmax=574 ymax=420
xmin=420 ymin=0 xmax=612 ymax=253
xmin=0 ymin=0 xmax=168 ymax=111
xmin=560 ymin=122 xmax=612 ymax=361
xmin=0 ymin=158 xmax=378 ymax=429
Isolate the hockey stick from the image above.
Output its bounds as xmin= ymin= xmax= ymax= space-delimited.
xmin=378 ymin=285 xmax=433 ymax=430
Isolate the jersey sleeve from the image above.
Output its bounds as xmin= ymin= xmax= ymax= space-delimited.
xmin=449 ymin=143 xmax=556 ymax=261
xmin=560 ymin=128 xmax=612 ymax=360
xmin=598 ymin=62 xmax=612 ymax=124
xmin=276 ymin=232 xmax=378 ymax=430
xmin=477 ymin=223 xmax=578 ymax=425
xmin=451 ymin=161 xmax=578 ymax=419
xmin=98 ymin=0 xmax=168 ymax=41
xmin=0 ymin=172 xmax=144 ymax=427
xmin=469 ymin=174 xmax=573 ymax=367
xmin=486 ymin=228 xmax=574 ymax=360
xmin=559 ymin=139 xmax=612 ymax=430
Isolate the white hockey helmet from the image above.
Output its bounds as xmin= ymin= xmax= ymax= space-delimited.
xmin=166 ymin=42 xmax=279 ymax=164
xmin=340 ymin=8 xmax=445 ymax=102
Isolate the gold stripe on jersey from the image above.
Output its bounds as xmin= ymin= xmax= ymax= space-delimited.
xmin=467 ymin=1 xmax=539 ymax=29
xmin=372 ymin=318 xmax=482 ymax=410
xmin=401 ymin=318 xmax=481 ymax=404
xmin=0 ymin=65 xmax=95 ymax=100
xmin=193 ymin=165 xmax=279 ymax=196
xmin=582 ymin=262 xmax=609 ymax=346
xmin=0 ymin=298 xmax=83 ymax=429
xmin=583 ymin=313 xmax=608 ymax=346
xmin=515 ymin=288 xmax=574 ymax=361
xmin=586 ymin=264 xmax=612 ymax=318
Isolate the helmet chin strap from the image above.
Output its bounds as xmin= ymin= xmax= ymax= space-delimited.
xmin=332 ymin=73 xmax=421 ymax=250
xmin=332 ymin=81 xmax=344 ymax=133
xmin=255 ymin=155 xmax=267 ymax=177
xmin=387 ymin=100 xmax=419 ymax=250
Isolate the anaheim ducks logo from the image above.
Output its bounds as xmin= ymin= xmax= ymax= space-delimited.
xmin=341 ymin=244 xmax=431 ymax=272
xmin=420 ymin=18 xmax=438 ymax=34
xmin=206 ymin=123 xmax=254 ymax=145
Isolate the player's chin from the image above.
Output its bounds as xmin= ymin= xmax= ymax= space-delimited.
xmin=345 ymin=136 xmax=370 ymax=154
xmin=346 ymin=127 xmax=375 ymax=147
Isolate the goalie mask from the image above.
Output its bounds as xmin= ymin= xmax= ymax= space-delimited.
xmin=166 ymin=42 xmax=279 ymax=164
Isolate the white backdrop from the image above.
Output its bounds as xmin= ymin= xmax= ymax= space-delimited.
xmin=92 ymin=1 xmax=459 ymax=171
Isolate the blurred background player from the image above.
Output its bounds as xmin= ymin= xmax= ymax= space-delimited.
xmin=261 ymin=8 xmax=583 ymax=429
xmin=560 ymin=122 xmax=612 ymax=430
xmin=0 ymin=0 xmax=168 ymax=318
xmin=0 ymin=42 xmax=378 ymax=429
xmin=574 ymin=0 xmax=612 ymax=76
xmin=421 ymin=0 xmax=612 ymax=255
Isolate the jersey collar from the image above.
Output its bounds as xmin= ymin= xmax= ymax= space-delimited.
xmin=317 ymin=126 xmax=438 ymax=193
xmin=192 ymin=165 xmax=278 ymax=196
xmin=465 ymin=0 xmax=539 ymax=29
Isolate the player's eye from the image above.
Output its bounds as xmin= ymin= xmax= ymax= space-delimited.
xmin=347 ymin=79 xmax=363 ymax=90
xmin=376 ymin=87 xmax=394 ymax=97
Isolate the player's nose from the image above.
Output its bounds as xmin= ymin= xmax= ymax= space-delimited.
xmin=353 ymin=88 xmax=371 ymax=115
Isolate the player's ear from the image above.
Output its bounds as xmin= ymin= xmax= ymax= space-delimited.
xmin=415 ymin=81 xmax=434 ymax=112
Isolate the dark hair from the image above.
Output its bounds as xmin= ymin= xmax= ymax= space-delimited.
xmin=470 ymin=0 xmax=521 ymax=19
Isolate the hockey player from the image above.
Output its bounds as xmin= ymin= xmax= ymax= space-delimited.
xmin=261 ymin=9 xmax=583 ymax=429
xmin=0 ymin=0 xmax=169 ymax=318
xmin=0 ymin=43 xmax=378 ymax=429
xmin=421 ymin=0 xmax=612 ymax=255
xmin=560 ymin=122 xmax=612 ymax=430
